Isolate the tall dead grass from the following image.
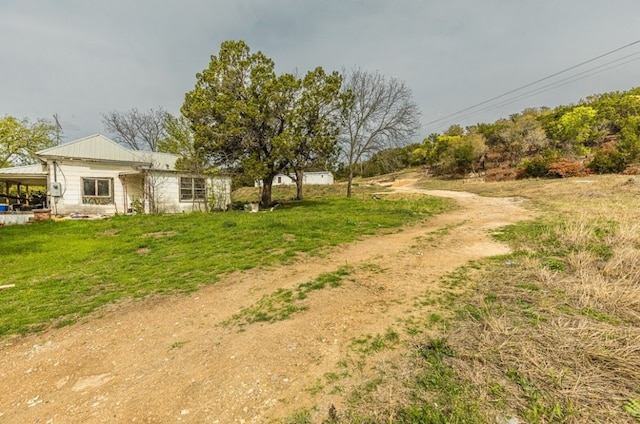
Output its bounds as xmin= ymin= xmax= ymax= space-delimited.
xmin=445 ymin=176 xmax=640 ymax=423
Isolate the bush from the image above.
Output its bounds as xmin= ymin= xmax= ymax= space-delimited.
xmin=518 ymin=156 xmax=551 ymax=178
xmin=517 ymin=149 xmax=560 ymax=178
xmin=485 ymin=167 xmax=517 ymax=182
xmin=547 ymin=159 xmax=588 ymax=178
xmin=587 ymin=144 xmax=626 ymax=174
xmin=622 ymin=165 xmax=640 ymax=175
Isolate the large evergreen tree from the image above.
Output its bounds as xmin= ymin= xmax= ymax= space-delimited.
xmin=182 ymin=40 xmax=298 ymax=207
xmin=277 ymin=67 xmax=345 ymax=200
xmin=182 ymin=41 xmax=345 ymax=206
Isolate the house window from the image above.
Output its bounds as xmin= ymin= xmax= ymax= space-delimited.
xmin=180 ymin=177 xmax=206 ymax=201
xmin=82 ymin=178 xmax=113 ymax=205
xmin=277 ymin=176 xmax=282 ymax=184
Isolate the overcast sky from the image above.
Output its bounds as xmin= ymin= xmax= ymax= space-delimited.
xmin=2 ymin=0 xmax=639 ymax=142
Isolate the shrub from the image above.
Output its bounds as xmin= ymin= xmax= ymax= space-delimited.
xmin=485 ymin=167 xmax=518 ymax=182
xmin=547 ymin=159 xmax=588 ymax=178
xmin=517 ymin=149 xmax=561 ymax=179
xmin=622 ymin=165 xmax=640 ymax=175
xmin=587 ymin=143 xmax=626 ymax=174
xmin=518 ymin=156 xmax=550 ymax=178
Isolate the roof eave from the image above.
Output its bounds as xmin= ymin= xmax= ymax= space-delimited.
xmin=38 ymin=154 xmax=148 ymax=167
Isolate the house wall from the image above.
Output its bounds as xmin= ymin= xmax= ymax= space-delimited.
xmin=273 ymin=174 xmax=295 ymax=186
xmin=149 ymin=172 xmax=232 ymax=213
xmin=45 ymin=160 xmax=232 ymax=215
xmin=47 ymin=160 xmax=131 ymax=215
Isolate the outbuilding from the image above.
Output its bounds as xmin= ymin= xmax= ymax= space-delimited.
xmin=255 ymin=171 xmax=334 ymax=187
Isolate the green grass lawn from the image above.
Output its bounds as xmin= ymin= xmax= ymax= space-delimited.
xmin=0 ymin=194 xmax=452 ymax=336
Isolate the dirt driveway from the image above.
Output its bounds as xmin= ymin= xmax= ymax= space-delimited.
xmin=0 ymin=182 xmax=533 ymax=423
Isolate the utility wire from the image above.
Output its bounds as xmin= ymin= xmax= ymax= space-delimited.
xmin=423 ymin=38 xmax=640 ymax=129
xmin=422 ymin=51 xmax=640 ymax=131
xmin=479 ymin=55 xmax=640 ymax=114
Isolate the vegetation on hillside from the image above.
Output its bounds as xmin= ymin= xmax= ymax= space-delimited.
xmin=338 ymin=86 xmax=640 ymax=182
xmin=409 ymin=87 xmax=640 ymax=180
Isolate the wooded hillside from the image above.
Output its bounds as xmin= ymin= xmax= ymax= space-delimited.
xmin=346 ymin=87 xmax=640 ymax=180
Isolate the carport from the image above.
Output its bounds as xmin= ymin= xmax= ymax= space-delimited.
xmin=0 ymin=163 xmax=48 ymax=211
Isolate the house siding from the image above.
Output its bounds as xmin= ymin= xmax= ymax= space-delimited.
xmin=47 ymin=160 xmax=131 ymax=215
xmin=46 ymin=161 xmax=232 ymax=215
xmin=152 ymin=173 xmax=231 ymax=213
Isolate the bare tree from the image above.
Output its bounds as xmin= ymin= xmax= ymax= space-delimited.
xmin=340 ymin=69 xmax=421 ymax=197
xmin=102 ymin=107 xmax=167 ymax=151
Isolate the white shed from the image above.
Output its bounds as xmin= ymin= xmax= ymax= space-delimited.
xmin=256 ymin=171 xmax=334 ymax=187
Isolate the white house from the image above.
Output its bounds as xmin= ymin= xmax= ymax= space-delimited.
xmin=255 ymin=171 xmax=334 ymax=187
xmin=0 ymin=134 xmax=231 ymax=216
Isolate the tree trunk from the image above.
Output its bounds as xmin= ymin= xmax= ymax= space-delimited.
xmin=295 ymin=169 xmax=304 ymax=200
xmin=260 ymin=175 xmax=275 ymax=208
xmin=346 ymin=166 xmax=353 ymax=198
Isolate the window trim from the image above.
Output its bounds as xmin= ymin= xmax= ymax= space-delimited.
xmin=180 ymin=176 xmax=207 ymax=202
xmin=81 ymin=177 xmax=113 ymax=204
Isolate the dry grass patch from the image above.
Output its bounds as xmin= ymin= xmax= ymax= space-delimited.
xmin=336 ymin=175 xmax=640 ymax=422
xmin=450 ymin=261 xmax=640 ymax=423
xmin=435 ymin=176 xmax=640 ymax=423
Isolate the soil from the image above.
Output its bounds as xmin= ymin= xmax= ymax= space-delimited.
xmin=0 ymin=180 xmax=534 ymax=423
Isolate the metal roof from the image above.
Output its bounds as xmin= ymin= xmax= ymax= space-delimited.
xmin=0 ymin=164 xmax=47 ymax=185
xmin=0 ymin=164 xmax=47 ymax=175
xmin=134 ymin=151 xmax=179 ymax=170
xmin=36 ymin=134 xmax=180 ymax=170
xmin=37 ymin=134 xmax=145 ymax=164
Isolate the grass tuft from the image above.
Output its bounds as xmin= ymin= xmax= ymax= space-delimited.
xmin=222 ymin=267 xmax=354 ymax=329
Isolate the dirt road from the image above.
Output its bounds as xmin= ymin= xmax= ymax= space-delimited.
xmin=0 ymin=182 xmax=533 ymax=423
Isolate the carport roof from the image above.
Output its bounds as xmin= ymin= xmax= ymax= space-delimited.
xmin=0 ymin=164 xmax=47 ymax=186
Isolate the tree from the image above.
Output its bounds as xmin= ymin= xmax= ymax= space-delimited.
xmin=618 ymin=115 xmax=640 ymax=162
xmin=278 ymin=67 xmax=344 ymax=200
xmin=158 ymin=114 xmax=206 ymax=173
xmin=496 ymin=109 xmax=549 ymax=165
xmin=363 ymin=144 xmax=417 ymax=177
xmin=182 ymin=40 xmax=298 ymax=207
xmin=102 ymin=107 xmax=168 ymax=151
xmin=0 ymin=116 xmax=56 ymax=167
xmin=339 ymin=68 xmax=420 ymax=197
xmin=413 ymin=127 xmax=485 ymax=176
xmin=542 ymin=105 xmax=600 ymax=154
xmin=413 ymin=132 xmax=456 ymax=171
xmin=449 ymin=131 xmax=486 ymax=174
xmin=557 ymin=105 xmax=599 ymax=153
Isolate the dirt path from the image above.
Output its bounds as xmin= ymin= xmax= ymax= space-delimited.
xmin=0 ymin=182 xmax=533 ymax=423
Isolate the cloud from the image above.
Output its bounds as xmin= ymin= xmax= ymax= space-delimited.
xmin=1 ymin=0 xmax=639 ymax=139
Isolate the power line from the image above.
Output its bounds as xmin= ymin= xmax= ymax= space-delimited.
xmin=423 ymin=38 xmax=640 ymax=129
xmin=422 ymin=51 xmax=640 ymax=131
